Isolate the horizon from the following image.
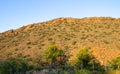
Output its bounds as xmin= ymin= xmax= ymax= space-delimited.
xmin=1 ymin=0 xmax=120 ymax=32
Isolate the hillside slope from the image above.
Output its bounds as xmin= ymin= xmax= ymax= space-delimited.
xmin=0 ymin=17 xmax=120 ymax=65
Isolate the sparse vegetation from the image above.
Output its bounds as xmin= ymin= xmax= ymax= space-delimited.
xmin=0 ymin=17 xmax=120 ymax=74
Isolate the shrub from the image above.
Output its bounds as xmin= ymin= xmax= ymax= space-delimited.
xmin=109 ymin=56 xmax=120 ymax=70
xmin=75 ymin=47 xmax=93 ymax=69
xmin=43 ymin=45 xmax=68 ymax=68
xmin=75 ymin=47 xmax=104 ymax=71
xmin=72 ymin=41 xmax=77 ymax=45
xmin=0 ymin=58 xmax=29 ymax=74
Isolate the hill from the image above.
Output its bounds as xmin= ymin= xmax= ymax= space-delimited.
xmin=0 ymin=17 xmax=120 ymax=65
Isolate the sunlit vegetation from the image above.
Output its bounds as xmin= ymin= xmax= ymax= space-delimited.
xmin=0 ymin=17 xmax=120 ymax=74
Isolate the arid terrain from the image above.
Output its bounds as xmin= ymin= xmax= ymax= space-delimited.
xmin=0 ymin=17 xmax=120 ymax=66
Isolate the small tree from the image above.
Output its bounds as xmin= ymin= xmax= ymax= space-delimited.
xmin=75 ymin=47 xmax=103 ymax=71
xmin=43 ymin=45 xmax=68 ymax=74
xmin=75 ymin=47 xmax=92 ymax=70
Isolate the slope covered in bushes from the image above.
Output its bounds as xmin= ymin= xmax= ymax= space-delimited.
xmin=0 ymin=17 xmax=120 ymax=66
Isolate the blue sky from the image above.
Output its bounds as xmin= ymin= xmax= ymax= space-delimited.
xmin=0 ymin=0 xmax=120 ymax=32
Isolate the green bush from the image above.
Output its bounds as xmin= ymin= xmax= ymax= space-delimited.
xmin=109 ymin=56 xmax=120 ymax=70
xmin=75 ymin=47 xmax=93 ymax=69
xmin=43 ymin=45 xmax=68 ymax=67
xmin=0 ymin=58 xmax=29 ymax=74
xmin=75 ymin=47 xmax=104 ymax=71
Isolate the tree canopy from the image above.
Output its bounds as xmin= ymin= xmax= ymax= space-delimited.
xmin=43 ymin=45 xmax=67 ymax=68
xmin=75 ymin=47 xmax=104 ymax=71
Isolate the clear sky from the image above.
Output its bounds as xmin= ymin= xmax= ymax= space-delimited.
xmin=0 ymin=0 xmax=120 ymax=32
